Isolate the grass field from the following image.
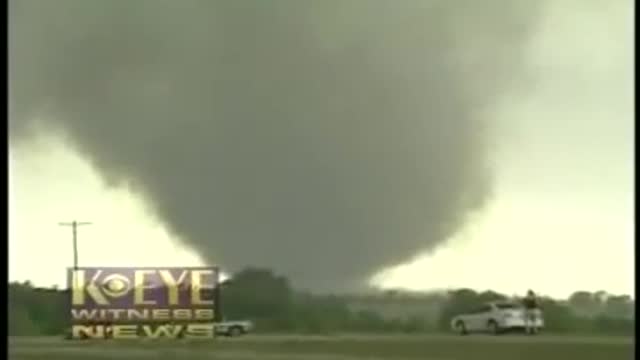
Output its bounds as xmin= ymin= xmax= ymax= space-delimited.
xmin=9 ymin=334 xmax=634 ymax=360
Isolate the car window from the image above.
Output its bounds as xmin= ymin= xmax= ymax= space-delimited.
xmin=471 ymin=305 xmax=491 ymax=313
xmin=496 ymin=303 xmax=519 ymax=310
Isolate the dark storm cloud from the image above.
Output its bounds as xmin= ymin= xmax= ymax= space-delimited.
xmin=9 ymin=0 xmax=542 ymax=291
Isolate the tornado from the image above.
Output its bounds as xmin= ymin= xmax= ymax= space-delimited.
xmin=9 ymin=0 xmax=543 ymax=291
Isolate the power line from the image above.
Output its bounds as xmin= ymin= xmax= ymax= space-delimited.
xmin=59 ymin=221 xmax=92 ymax=271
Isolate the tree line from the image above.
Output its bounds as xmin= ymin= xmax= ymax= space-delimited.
xmin=8 ymin=268 xmax=634 ymax=336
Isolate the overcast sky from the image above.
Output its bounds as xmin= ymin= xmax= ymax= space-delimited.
xmin=9 ymin=0 xmax=633 ymax=299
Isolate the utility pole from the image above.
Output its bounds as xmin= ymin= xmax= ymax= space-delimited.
xmin=59 ymin=221 xmax=92 ymax=271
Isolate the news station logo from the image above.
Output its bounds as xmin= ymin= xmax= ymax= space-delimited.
xmin=67 ymin=267 xmax=219 ymax=339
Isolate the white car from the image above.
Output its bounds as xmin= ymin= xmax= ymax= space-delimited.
xmin=214 ymin=320 xmax=254 ymax=337
xmin=450 ymin=302 xmax=543 ymax=335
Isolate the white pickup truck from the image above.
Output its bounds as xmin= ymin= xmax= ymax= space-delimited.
xmin=450 ymin=301 xmax=543 ymax=335
xmin=214 ymin=320 xmax=254 ymax=337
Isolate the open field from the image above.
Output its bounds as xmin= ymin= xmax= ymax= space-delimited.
xmin=9 ymin=334 xmax=634 ymax=360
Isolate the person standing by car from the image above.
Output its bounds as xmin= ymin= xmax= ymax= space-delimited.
xmin=522 ymin=290 xmax=539 ymax=334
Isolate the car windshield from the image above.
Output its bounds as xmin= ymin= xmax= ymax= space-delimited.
xmin=496 ymin=303 xmax=520 ymax=309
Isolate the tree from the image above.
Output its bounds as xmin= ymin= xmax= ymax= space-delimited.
xmin=604 ymin=295 xmax=633 ymax=319
xmin=5 ymin=273 xmax=635 ymax=336
xmin=221 ymin=268 xmax=293 ymax=326
xmin=437 ymin=289 xmax=479 ymax=330
xmin=538 ymin=298 xmax=580 ymax=333
xmin=8 ymin=302 xmax=41 ymax=336
xmin=568 ymin=291 xmax=598 ymax=317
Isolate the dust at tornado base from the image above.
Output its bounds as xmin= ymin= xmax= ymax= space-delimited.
xmin=9 ymin=335 xmax=633 ymax=360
